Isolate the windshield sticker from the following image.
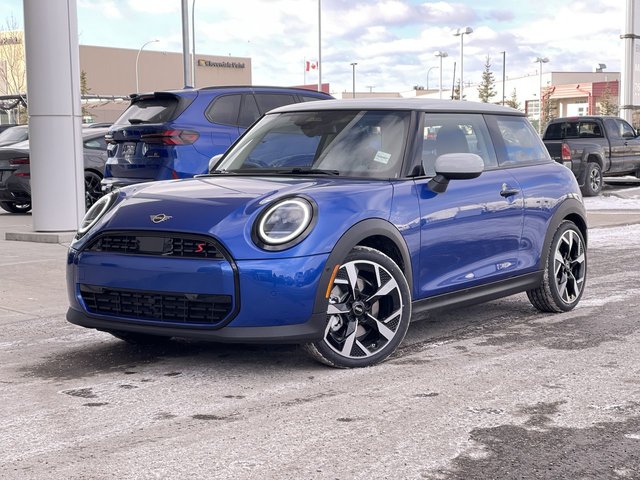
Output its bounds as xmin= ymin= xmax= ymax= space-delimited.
xmin=373 ymin=151 xmax=392 ymax=164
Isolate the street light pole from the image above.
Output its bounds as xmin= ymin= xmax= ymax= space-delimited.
xmin=350 ymin=62 xmax=357 ymax=98
xmin=135 ymin=39 xmax=159 ymax=93
xmin=453 ymin=27 xmax=473 ymax=100
xmin=434 ymin=51 xmax=448 ymax=99
xmin=500 ymin=50 xmax=506 ymax=106
xmin=535 ymin=56 xmax=549 ymax=134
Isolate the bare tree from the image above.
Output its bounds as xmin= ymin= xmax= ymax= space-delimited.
xmin=0 ymin=15 xmax=26 ymax=122
xmin=598 ymin=81 xmax=618 ymax=116
xmin=0 ymin=15 xmax=26 ymax=95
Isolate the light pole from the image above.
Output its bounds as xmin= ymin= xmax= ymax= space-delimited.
xmin=434 ymin=51 xmax=448 ymax=99
xmin=453 ymin=27 xmax=473 ymax=100
xmin=136 ymin=39 xmax=159 ymax=93
xmin=426 ymin=66 xmax=438 ymax=90
xmin=350 ymin=62 xmax=357 ymax=98
xmin=534 ymin=56 xmax=549 ymax=134
xmin=500 ymin=50 xmax=506 ymax=105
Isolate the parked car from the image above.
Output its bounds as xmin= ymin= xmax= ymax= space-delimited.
xmin=0 ymin=124 xmax=28 ymax=147
xmin=0 ymin=123 xmax=19 ymax=133
xmin=67 ymin=99 xmax=588 ymax=368
xmin=542 ymin=115 xmax=640 ymax=196
xmin=101 ymin=86 xmax=333 ymax=192
xmin=0 ymin=128 xmax=109 ymax=213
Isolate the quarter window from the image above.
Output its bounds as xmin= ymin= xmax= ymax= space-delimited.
xmin=206 ymin=94 xmax=241 ymax=125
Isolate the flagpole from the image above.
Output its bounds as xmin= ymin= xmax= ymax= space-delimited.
xmin=304 ymin=57 xmax=306 ymax=85
xmin=317 ymin=0 xmax=322 ymax=92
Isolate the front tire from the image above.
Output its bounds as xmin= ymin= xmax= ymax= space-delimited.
xmin=581 ymin=162 xmax=602 ymax=197
xmin=527 ymin=221 xmax=587 ymax=312
xmin=304 ymin=246 xmax=411 ymax=368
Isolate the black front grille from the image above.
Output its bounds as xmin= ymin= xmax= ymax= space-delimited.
xmin=87 ymin=233 xmax=224 ymax=259
xmin=80 ymin=285 xmax=232 ymax=325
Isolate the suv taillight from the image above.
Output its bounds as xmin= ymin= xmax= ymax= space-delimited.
xmin=140 ymin=129 xmax=200 ymax=145
xmin=560 ymin=143 xmax=572 ymax=169
xmin=9 ymin=157 xmax=29 ymax=166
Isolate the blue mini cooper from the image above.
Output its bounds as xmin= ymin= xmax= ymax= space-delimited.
xmin=67 ymin=99 xmax=588 ymax=368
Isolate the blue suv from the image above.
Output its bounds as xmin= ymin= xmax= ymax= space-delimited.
xmin=68 ymin=99 xmax=588 ymax=368
xmin=101 ymin=86 xmax=332 ymax=191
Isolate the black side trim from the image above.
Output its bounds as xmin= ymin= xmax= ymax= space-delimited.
xmin=411 ymin=271 xmax=543 ymax=316
xmin=312 ymin=218 xmax=413 ymax=315
xmin=67 ymin=307 xmax=327 ymax=344
xmin=540 ymin=198 xmax=588 ymax=267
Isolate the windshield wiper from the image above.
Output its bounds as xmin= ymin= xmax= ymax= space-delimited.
xmin=286 ymin=167 xmax=340 ymax=176
xmin=127 ymin=118 xmax=147 ymax=125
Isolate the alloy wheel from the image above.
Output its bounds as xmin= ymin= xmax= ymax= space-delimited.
xmin=323 ymin=259 xmax=405 ymax=359
xmin=553 ymin=229 xmax=586 ymax=304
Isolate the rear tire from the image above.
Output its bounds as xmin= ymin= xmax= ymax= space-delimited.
xmin=84 ymin=170 xmax=104 ymax=209
xmin=304 ymin=246 xmax=411 ymax=368
xmin=0 ymin=201 xmax=31 ymax=214
xmin=581 ymin=162 xmax=602 ymax=197
xmin=527 ymin=221 xmax=587 ymax=313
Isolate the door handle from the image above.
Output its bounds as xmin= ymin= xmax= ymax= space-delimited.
xmin=500 ymin=183 xmax=520 ymax=197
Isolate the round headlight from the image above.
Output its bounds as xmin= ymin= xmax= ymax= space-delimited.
xmin=255 ymin=197 xmax=315 ymax=249
xmin=77 ymin=191 xmax=118 ymax=236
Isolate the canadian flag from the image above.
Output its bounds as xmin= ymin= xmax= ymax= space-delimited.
xmin=305 ymin=60 xmax=318 ymax=72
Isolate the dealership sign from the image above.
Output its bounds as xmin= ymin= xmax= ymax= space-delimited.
xmin=198 ymin=59 xmax=245 ymax=69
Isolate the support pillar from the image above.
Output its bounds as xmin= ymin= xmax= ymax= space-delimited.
xmin=23 ymin=0 xmax=83 ymax=231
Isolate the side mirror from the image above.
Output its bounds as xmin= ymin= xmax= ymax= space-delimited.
xmin=208 ymin=154 xmax=223 ymax=172
xmin=428 ymin=153 xmax=484 ymax=193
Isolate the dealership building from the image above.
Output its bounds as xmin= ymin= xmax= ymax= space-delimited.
xmin=1 ymin=31 xmax=252 ymax=123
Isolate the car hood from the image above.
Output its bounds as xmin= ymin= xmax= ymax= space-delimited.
xmin=90 ymin=175 xmax=395 ymax=259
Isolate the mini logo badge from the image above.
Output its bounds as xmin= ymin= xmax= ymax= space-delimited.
xmin=150 ymin=213 xmax=172 ymax=224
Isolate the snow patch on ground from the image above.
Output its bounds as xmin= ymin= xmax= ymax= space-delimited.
xmin=588 ymin=224 xmax=640 ymax=248
xmin=583 ymin=189 xmax=640 ymax=210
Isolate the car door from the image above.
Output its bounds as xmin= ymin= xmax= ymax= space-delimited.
xmin=612 ymin=117 xmax=640 ymax=172
xmin=603 ymin=118 xmax=629 ymax=173
xmin=414 ymin=113 xmax=524 ymax=299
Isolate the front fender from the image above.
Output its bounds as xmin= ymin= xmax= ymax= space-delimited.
xmin=311 ymin=218 xmax=413 ymax=315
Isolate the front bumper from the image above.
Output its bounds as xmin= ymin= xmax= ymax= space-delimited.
xmin=66 ymin=244 xmax=331 ymax=343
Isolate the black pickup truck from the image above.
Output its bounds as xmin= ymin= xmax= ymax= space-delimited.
xmin=542 ymin=116 xmax=640 ymax=195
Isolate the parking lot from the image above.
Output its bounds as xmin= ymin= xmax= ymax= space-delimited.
xmin=1 ymin=180 xmax=640 ymax=479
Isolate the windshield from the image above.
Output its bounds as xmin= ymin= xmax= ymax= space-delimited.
xmin=215 ymin=110 xmax=410 ymax=178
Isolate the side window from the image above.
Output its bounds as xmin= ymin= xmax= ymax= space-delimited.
xmin=616 ymin=119 xmax=636 ymax=138
xmin=578 ymin=121 xmax=603 ymax=138
xmin=301 ymin=95 xmax=324 ymax=102
xmin=421 ymin=113 xmax=497 ymax=176
xmin=84 ymin=136 xmax=107 ymax=150
xmin=205 ymin=94 xmax=241 ymax=125
xmin=255 ymin=94 xmax=296 ymax=113
xmin=604 ymin=118 xmax=622 ymax=139
xmin=492 ymin=115 xmax=550 ymax=166
xmin=238 ymin=94 xmax=260 ymax=128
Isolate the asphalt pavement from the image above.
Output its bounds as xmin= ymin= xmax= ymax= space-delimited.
xmin=1 ymin=184 xmax=639 ymax=479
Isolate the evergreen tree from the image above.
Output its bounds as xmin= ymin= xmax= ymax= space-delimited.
xmin=505 ymin=88 xmax=520 ymax=110
xmin=477 ymin=55 xmax=497 ymax=103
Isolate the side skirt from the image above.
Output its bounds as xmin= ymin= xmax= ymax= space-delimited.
xmin=411 ymin=271 xmax=543 ymax=318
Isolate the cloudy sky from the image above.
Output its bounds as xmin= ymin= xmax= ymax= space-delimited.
xmin=0 ymin=0 xmax=626 ymax=94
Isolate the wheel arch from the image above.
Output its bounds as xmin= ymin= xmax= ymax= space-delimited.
xmin=539 ymin=198 xmax=588 ymax=269
xmin=312 ymin=218 xmax=413 ymax=314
